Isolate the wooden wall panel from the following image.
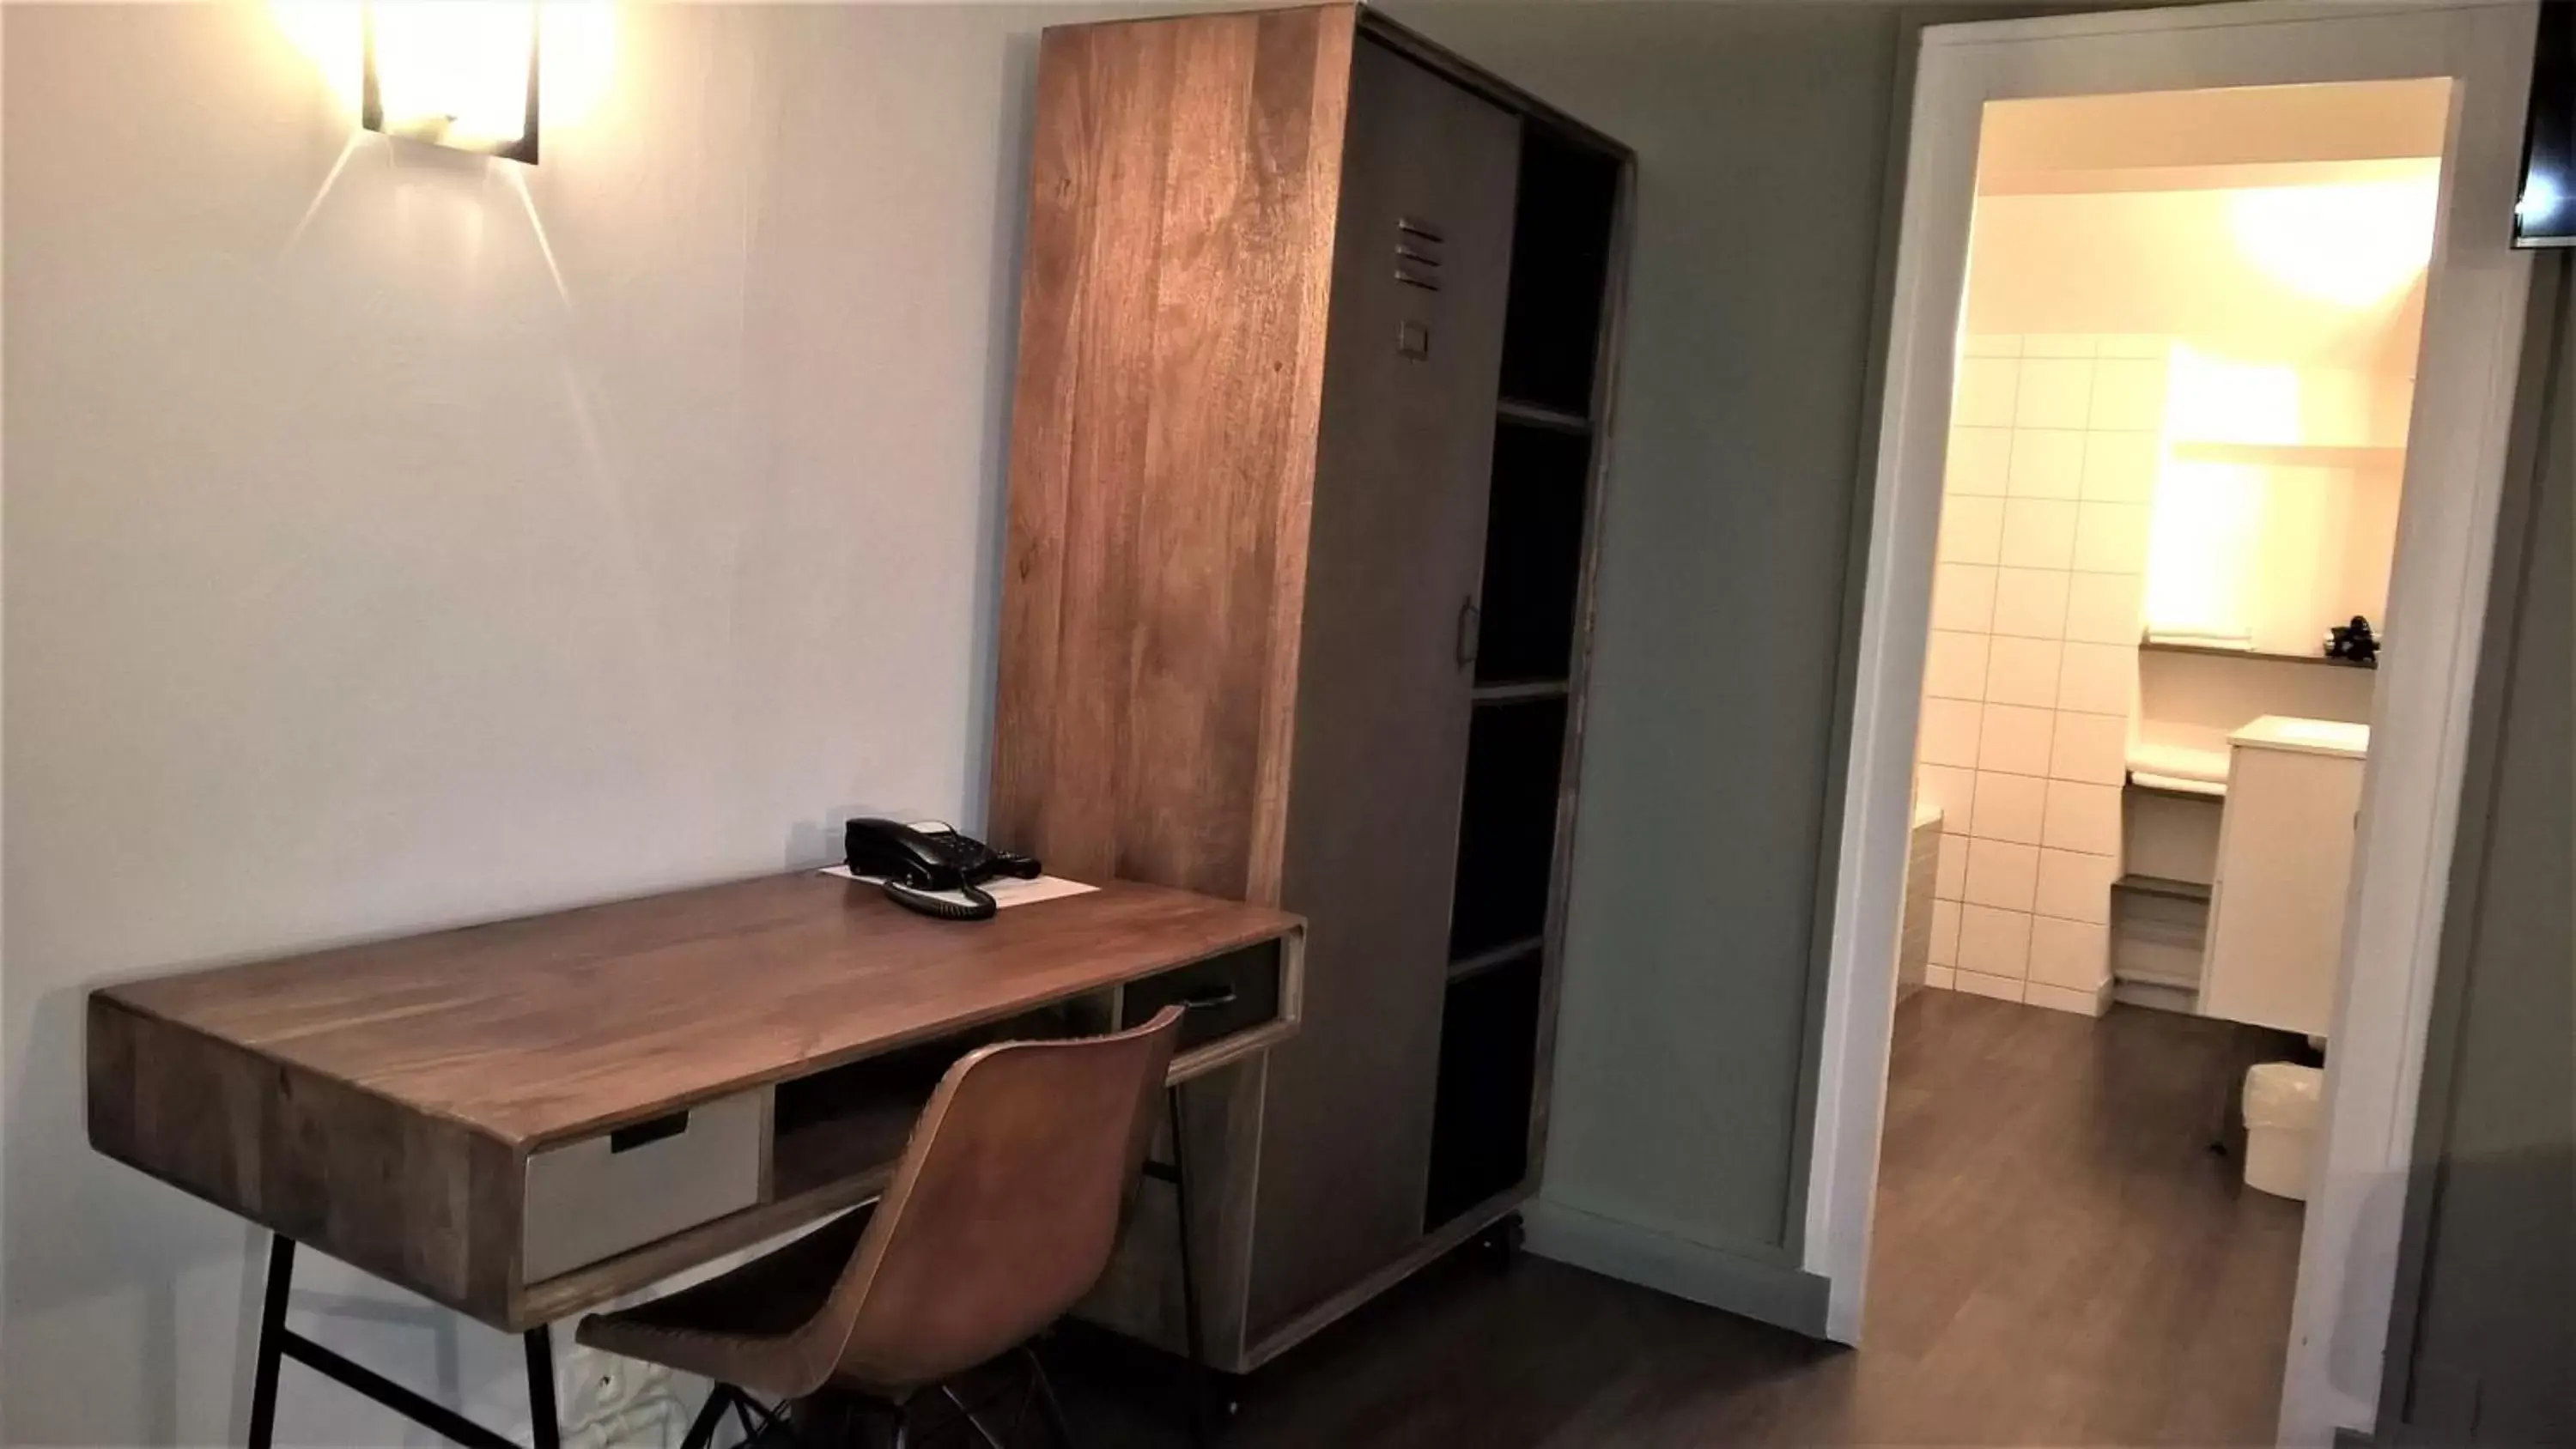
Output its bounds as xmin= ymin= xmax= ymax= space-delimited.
xmin=990 ymin=6 xmax=1357 ymax=905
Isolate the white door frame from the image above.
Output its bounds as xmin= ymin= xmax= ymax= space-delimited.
xmin=1803 ymin=3 xmax=2537 ymax=1444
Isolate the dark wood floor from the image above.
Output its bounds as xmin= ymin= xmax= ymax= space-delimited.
xmin=1041 ymin=992 xmax=2306 ymax=1447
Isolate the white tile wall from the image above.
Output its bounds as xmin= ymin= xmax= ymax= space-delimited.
xmin=1935 ymin=834 xmax=1970 ymax=900
xmin=2015 ymin=360 xmax=2095 ymax=429
xmin=1911 ymin=333 xmax=2153 ymax=999
xmin=1964 ymin=838 xmax=2040 ymax=910
xmin=1984 ymin=636 xmax=2063 ymax=708
xmin=1921 ymin=697 xmax=1984 ymax=769
xmin=1948 ymin=427 xmax=2012 ymax=495
xmin=2074 ymin=501 xmax=2154 ymax=573
xmin=2042 ymin=780 xmax=2123 ymax=856
xmin=1917 ymin=763 xmax=1977 ymax=833
xmin=2064 ymin=571 xmax=2145 ymax=645
xmin=2035 ymin=848 xmax=2117 ymax=925
xmin=2000 ymin=499 xmax=2079 ymax=570
xmin=1941 ymin=495 xmax=2005 ymax=566
xmin=2087 ymin=360 xmax=2169 ymax=431
xmin=1923 ymin=630 xmax=1990 ymax=700
xmin=1956 ymin=970 xmax=2026 ymax=1003
xmin=1992 ymin=568 xmax=2071 ymax=640
xmin=1933 ymin=564 xmax=1998 ymax=634
xmin=2081 ymin=432 xmax=2160 ymax=504
xmin=2028 ymin=916 xmax=2111 ymax=991
xmin=2057 ymin=641 xmax=2136 ymax=715
xmin=2008 ymin=430 xmax=2086 ymax=499
xmin=1976 ymin=704 xmax=2054 ymax=775
xmin=1953 ymin=358 xmax=2020 ymax=427
xmin=1969 ymin=772 xmax=2046 ymax=846
xmin=1957 ymin=905 xmax=2032 ymax=978
xmin=2046 ymin=711 xmax=2127 ymax=786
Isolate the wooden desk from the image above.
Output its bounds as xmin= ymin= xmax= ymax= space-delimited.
xmin=88 ymin=872 xmax=1304 ymax=1337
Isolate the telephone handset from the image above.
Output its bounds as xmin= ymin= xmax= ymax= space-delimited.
xmin=843 ymin=818 xmax=1042 ymax=922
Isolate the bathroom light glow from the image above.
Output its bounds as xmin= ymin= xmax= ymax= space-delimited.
xmin=2144 ymin=345 xmax=2306 ymax=644
xmin=2163 ymin=345 xmax=2303 ymax=448
xmin=2228 ymin=174 xmax=2440 ymax=310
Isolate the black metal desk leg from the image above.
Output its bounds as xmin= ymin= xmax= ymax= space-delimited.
xmin=240 ymin=1229 xmax=556 ymax=1449
xmin=247 ymin=1235 xmax=295 ymax=1449
xmin=1166 ymin=1084 xmax=1212 ymax=1448
xmin=523 ymin=1325 xmax=560 ymax=1449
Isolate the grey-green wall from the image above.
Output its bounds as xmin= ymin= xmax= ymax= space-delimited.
xmin=2379 ymin=254 xmax=2573 ymax=1446
xmin=1386 ymin=2 xmax=1911 ymax=1306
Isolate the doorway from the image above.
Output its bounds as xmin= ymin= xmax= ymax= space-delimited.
xmin=1805 ymin=4 xmax=2539 ymax=1446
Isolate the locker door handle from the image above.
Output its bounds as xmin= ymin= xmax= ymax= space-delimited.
xmin=1457 ymin=597 xmax=1481 ymax=669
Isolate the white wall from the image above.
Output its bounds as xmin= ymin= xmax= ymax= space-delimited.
xmin=0 ymin=4 xmax=1112 ymax=1442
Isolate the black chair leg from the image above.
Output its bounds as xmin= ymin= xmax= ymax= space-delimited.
xmin=246 ymin=1235 xmax=295 ymax=1449
xmin=1166 ymin=1085 xmax=1212 ymax=1448
xmin=887 ymin=1399 xmax=913 ymax=1449
xmin=939 ymin=1385 xmax=1009 ymax=1449
xmin=524 ymin=1325 xmax=560 ymax=1449
xmin=1026 ymin=1349 xmax=1078 ymax=1449
xmin=731 ymin=1388 xmax=777 ymax=1446
xmin=679 ymin=1388 xmax=732 ymax=1449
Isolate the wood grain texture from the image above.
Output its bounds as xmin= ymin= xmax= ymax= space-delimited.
xmin=88 ymin=874 xmax=1301 ymax=1330
xmin=96 ymin=876 xmax=1294 ymax=1147
xmin=987 ymin=2 xmax=1639 ymax=1373
xmin=88 ymin=996 xmax=517 ymax=1320
xmin=989 ymin=4 xmax=1357 ymax=905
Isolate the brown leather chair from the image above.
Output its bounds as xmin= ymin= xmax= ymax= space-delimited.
xmin=577 ymin=1006 xmax=1185 ymax=1447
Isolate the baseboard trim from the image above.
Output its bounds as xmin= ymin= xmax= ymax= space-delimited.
xmin=1523 ymin=1198 xmax=1832 ymax=1337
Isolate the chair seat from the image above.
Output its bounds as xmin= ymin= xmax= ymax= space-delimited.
xmin=574 ymin=1205 xmax=875 ymax=1399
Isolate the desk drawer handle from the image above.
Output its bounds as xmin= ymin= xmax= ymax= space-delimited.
xmin=1180 ymin=985 xmax=1239 ymax=1010
xmin=608 ymin=1112 xmax=690 ymax=1154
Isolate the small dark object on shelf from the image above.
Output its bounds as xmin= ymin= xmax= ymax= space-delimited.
xmin=2324 ymin=615 xmax=2379 ymax=668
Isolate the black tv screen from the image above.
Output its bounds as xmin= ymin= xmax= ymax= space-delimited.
xmin=2518 ymin=2 xmax=2573 ymax=247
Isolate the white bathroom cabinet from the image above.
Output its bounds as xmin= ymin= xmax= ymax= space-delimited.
xmin=2199 ymin=717 xmax=2369 ymax=1037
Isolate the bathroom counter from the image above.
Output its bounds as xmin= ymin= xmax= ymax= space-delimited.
xmin=2232 ymin=714 xmax=2371 ymax=760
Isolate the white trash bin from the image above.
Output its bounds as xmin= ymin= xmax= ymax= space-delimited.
xmin=2243 ymin=1061 xmax=2323 ymax=1200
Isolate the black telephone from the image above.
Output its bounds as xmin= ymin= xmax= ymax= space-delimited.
xmin=844 ymin=818 xmax=1041 ymax=922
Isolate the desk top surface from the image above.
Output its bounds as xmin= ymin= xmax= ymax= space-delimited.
xmin=100 ymin=873 xmax=1297 ymax=1148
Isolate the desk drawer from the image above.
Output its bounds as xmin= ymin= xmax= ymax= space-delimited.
xmin=1121 ymin=942 xmax=1282 ymax=1051
xmin=521 ymin=1090 xmax=765 ymax=1283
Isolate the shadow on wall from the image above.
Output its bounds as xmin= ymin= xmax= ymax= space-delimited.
xmin=2 ymin=3 xmax=1140 ymax=1444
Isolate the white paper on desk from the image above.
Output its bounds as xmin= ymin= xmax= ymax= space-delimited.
xmin=817 ymin=865 xmax=1098 ymax=910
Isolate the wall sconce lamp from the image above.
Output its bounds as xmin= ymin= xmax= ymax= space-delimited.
xmin=362 ymin=2 xmax=541 ymax=165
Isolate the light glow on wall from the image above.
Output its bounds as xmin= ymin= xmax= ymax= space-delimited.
xmin=2227 ymin=174 xmax=2439 ymax=310
xmin=2143 ymin=345 xmax=2305 ymax=644
xmin=271 ymin=3 xmax=616 ymax=147
xmin=369 ymin=2 xmax=538 ymax=158
xmin=2161 ymin=344 xmax=2303 ymax=447
xmin=2143 ymin=458 xmax=2262 ymax=645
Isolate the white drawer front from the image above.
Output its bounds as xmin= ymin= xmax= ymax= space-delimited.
xmin=521 ymin=1090 xmax=766 ymax=1283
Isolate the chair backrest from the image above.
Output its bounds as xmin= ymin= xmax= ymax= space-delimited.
xmin=791 ymin=1005 xmax=1183 ymax=1394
